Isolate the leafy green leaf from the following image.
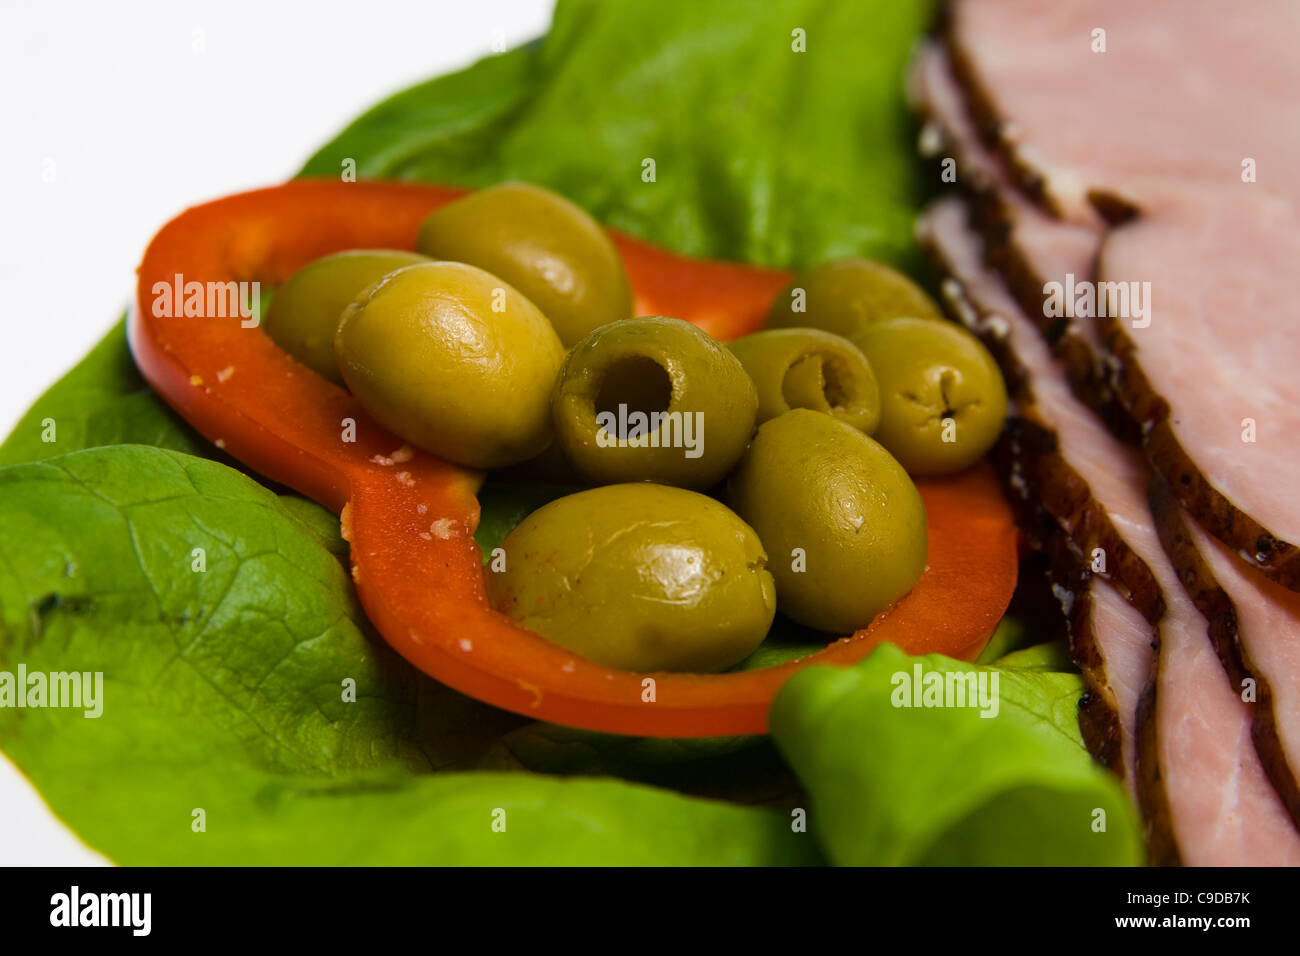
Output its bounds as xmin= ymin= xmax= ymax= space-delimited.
xmin=0 ymin=318 xmax=351 ymax=559
xmin=473 ymin=480 xmax=583 ymax=560
xmin=993 ymin=641 xmax=1077 ymax=672
xmin=974 ymin=616 xmax=1031 ymax=665
xmin=276 ymin=494 xmax=350 ymax=560
xmin=481 ymin=725 xmax=805 ymax=811
xmin=301 ymin=0 xmax=937 ymax=270
xmin=0 ymin=445 xmax=818 ymax=864
xmin=769 ymin=644 xmax=1143 ymax=865
xmin=303 ymin=43 xmax=542 ymax=188
xmin=733 ymin=613 xmax=830 ymax=670
xmin=0 ymin=319 xmax=205 ymax=467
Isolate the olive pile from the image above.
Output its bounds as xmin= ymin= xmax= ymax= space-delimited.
xmin=263 ymin=182 xmax=1007 ymax=673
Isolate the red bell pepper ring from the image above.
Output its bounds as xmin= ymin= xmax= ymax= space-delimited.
xmin=129 ymin=180 xmax=1017 ymax=737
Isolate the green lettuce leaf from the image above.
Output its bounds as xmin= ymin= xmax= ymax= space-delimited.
xmin=769 ymin=644 xmax=1143 ymax=865
xmin=301 ymin=0 xmax=937 ymax=270
xmin=992 ymin=641 xmax=1077 ymax=672
xmin=0 ymin=445 xmax=817 ymax=865
xmin=481 ymin=725 xmax=803 ymax=811
xmin=974 ymin=616 xmax=1031 ymax=665
xmin=0 ymin=319 xmax=204 ymax=468
xmin=473 ymin=480 xmax=582 ymax=559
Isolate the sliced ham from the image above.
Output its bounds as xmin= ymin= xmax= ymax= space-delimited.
xmin=1101 ymin=196 xmax=1300 ymax=826
xmin=1150 ymin=476 xmax=1300 ymax=826
xmin=944 ymin=0 xmax=1300 ymax=589
xmin=1136 ymin=536 xmax=1300 ymax=865
xmin=1195 ymin=543 xmax=1300 ymax=825
xmin=1097 ymin=189 xmax=1300 ymax=576
xmin=921 ymin=197 xmax=1300 ymax=863
xmin=945 ymin=0 xmax=1300 ymax=220
xmin=908 ymin=41 xmax=1101 ymax=286
xmin=1078 ymin=576 xmax=1153 ymax=787
xmin=922 ymin=5 xmax=1300 ymax=836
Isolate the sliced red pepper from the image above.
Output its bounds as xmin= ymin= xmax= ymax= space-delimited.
xmin=129 ymin=180 xmax=1017 ymax=737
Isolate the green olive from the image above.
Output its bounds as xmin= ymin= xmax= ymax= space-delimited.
xmin=335 ymin=261 xmax=565 ymax=469
xmin=263 ymin=250 xmax=430 ymax=383
xmin=551 ymin=316 xmax=758 ymax=489
xmin=727 ymin=409 xmax=927 ymax=634
xmin=487 ymin=483 xmax=776 ymax=672
xmin=767 ymin=258 xmax=942 ymax=338
xmin=851 ymin=317 xmax=1008 ymax=476
xmin=416 ymin=182 xmax=633 ymax=347
xmin=728 ymin=328 xmax=881 ymax=433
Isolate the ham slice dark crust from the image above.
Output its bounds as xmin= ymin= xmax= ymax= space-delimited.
xmin=1001 ymin=460 xmax=1136 ymax=776
xmin=942 ymin=0 xmax=1300 ymax=591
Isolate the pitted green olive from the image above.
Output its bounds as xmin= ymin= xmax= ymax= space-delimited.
xmin=551 ymin=316 xmax=757 ymax=489
xmin=851 ymin=317 xmax=1008 ymax=476
xmin=728 ymin=328 xmax=880 ymax=433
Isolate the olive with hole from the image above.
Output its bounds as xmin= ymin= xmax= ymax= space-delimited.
xmin=851 ymin=316 xmax=1008 ymax=476
xmin=334 ymin=261 xmax=565 ymax=469
xmin=728 ymin=328 xmax=880 ymax=433
xmin=487 ymin=483 xmax=776 ymax=673
xmin=727 ymin=409 xmax=927 ymax=634
xmin=552 ymin=316 xmax=758 ymax=489
xmin=767 ymin=257 xmax=942 ymax=338
xmin=416 ymin=182 xmax=633 ymax=347
xmin=263 ymin=249 xmax=429 ymax=384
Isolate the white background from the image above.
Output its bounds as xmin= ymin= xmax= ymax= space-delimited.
xmin=0 ymin=0 xmax=555 ymax=865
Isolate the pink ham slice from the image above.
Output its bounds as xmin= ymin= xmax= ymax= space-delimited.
xmin=945 ymin=0 xmax=1300 ymax=221
xmin=1097 ymin=188 xmax=1300 ymax=570
xmin=1138 ymin=538 xmax=1300 ymax=866
xmin=945 ymin=0 xmax=1300 ymax=589
xmin=1079 ymin=577 xmax=1153 ymax=789
xmin=922 ymin=197 xmax=1300 ymax=863
xmin=1195 ymin=540 xmax=1300 ymax=823
xmin=1111 ymin=195 xmax=1300 ymax=826
xmin=1151 ymin=480 xmax=1300 ymax=826
xmin=1098 ymin=192 xmax=1300 ymax=827
xmin=909 ymin=41 xmax=1101 ymax=290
